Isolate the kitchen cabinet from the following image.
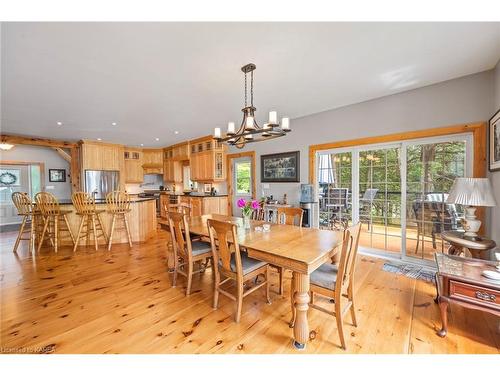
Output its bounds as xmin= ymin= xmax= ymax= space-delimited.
xmin=190 ymin=197 xmax=202 ymax=217
xmin=124 ymin=148 xmax=143 ymax=183
xmin=143 ymin=149 xmax=163 ymax=174
xmin=189 ymin=136 xmax=226 ymax=182
xmin=163 ymin=160 xmax=182 ymax=182
xmin=182 ymin=196 xmax=228 ymax=217
xmin=81 ymin=141 xmax=124 ymax=172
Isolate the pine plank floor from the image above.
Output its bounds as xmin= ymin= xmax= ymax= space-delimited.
xmin=1 ymin=230 xmax=498 ymax=354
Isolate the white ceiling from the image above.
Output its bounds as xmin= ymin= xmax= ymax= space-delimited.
xmin=1 ymin=22 xmax=500 ymax=147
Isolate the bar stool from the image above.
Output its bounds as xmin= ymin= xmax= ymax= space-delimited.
xmin=106 ymin=191 xmax=133 ymax=250
xmin=12 ymin=192 xmax=38 ymax=254
xmin=71 ymin=192 xmax=108 ymax=252
xmin=35 ymin=192 xmax=75 ymax=253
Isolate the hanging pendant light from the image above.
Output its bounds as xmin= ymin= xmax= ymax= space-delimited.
xmin=214 ymin=63 xmax=291 ymax=149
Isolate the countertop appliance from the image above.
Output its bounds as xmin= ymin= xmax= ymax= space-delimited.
xmin=84 ymin=170 xmax=119 ymax=200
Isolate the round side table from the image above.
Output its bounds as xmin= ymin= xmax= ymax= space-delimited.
xmin=441 ymin=230 xmax=496 ymax=260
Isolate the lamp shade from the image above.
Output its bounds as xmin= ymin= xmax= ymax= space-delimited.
xmin=446 ymin=177 xmax=497 ymax=207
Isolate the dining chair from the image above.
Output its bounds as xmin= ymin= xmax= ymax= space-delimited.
xmin=168 ymin=211 xmax=212 ymax=296
xmin=274 ymin=206 xmax=304 ymax=295
xmin=207 ymin=218 xmax=271 ymax=322
xmin=71 ymin=192 xmax=108 ymax=252
xmin=11 ymin=192 xmax=39 ymax=254
xmin=291 ymin=222 xmax=361 ymax=350
xmin=35 ymin=192 xmax=75 ymax=253
xmin=106 ymin=191 xmax=133 ymax=250
xmin=251 ymin=201 xmax=266 ymax=221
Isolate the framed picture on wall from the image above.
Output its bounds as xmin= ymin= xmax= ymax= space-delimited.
xmin=490 ymin=109 xmax=500 ymax=172
xmin=261 ymin=151 xmax=300 ymax=183
xmin=49 ymin=169 xmax=66 ymax=182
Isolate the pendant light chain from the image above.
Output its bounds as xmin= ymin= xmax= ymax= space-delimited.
xmin=244 ymin=71 xmax=248 ymax=107
xmin=250 ymin=70 xmax=254 ymax=107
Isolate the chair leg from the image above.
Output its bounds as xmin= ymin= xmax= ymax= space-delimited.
xmin=107 ymin=214 xmax=116 ymax=251
xmin=335 ymin=300 xmax=346 ymax=350
xmin=96 ymin=214 xmax=108 ymax=243
xmin=37 ymin=216 xmax=49 ymax=253
xmin=91 ymin=216 xmax=98 ymax=251
xmin=29 ymin=216 xmax=36 ymax=255
xmin=86 ymin=216 xmax=91 ymax=246
xmin=186 ymin=262 xmax=193 ymax=296
xmin=265 ymin=266 xmax=271 ymax=304
xmin=213 ymin=270 xmax=220 ymax=310
xmin=73 ymin=216 xmax=86 ymax=252
xmin=54 ymin=215 xmax=59 ymax=253
xmin=13 ymin=216 xmax=27 ymax=252
xmin=348 ymin=285 xmax=357 ymax=327
xmin=278 ymin=267 xmax=284 ymax=296
xmin=63 ymin=214 xmax=75 ymax=246
xmin=123 ymin=214 xmax=133 ymax=248
xmin=235 ymin=281 xmax=243 ymax=323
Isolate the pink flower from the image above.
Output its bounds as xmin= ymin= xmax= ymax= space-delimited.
xmin=237 ymin=198 xmax=246 ymax=208
xmin=251 ymin=200 xmax=260 ymax=210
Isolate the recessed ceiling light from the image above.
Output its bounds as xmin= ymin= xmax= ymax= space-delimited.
xmin=155 ymin=138 xmax=160 ymax=141
xmin=97 ymin=138 xmax=102 ymax=141
xmin=174 ymin=131 xmax=179 ymax=135
xmin=57 ymin=121 xmax=63 ymax=126
xmin=111 ymin=122 xmax=117 ymax=126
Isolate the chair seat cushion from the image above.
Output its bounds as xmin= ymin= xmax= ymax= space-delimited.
xmin=191 ymin=241 xmax=212 ymax=256
xmin=226 ymin=252 xmax=267 ymax=275
xmin=310 ymin=263 xmax=338 ymax=290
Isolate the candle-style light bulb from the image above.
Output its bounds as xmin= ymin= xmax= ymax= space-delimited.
xmin=269 ymin=111 xmax=277 ymax=124
xmin=227 ymin=122 xmax=235 ymax=134
xmin=246 ymin=116 xmax=254 ymax=129
xmin=281 ymin=117 xmax=290 ymax=130
xmin=214 ymin=127 xmax=221 ymax=139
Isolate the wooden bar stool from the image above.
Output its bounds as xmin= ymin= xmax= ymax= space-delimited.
xmin=12 ymin=192 xmax=38 ymax=254
xmin=106 ymin=191 xmax=133 ymax=251
xmin=71 ymin=192 xmax=108 ymax=252
xmin=35 ymin=192 xmax=75 ymax=253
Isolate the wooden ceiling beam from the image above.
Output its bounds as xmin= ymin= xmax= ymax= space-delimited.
xmin=52 ymin=147 xmax=72 ymax=163
xmin=0 ymin=134 xmax=77 ymax=148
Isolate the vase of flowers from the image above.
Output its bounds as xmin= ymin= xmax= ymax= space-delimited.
xmin=237 ymin=198 xmax=260 ymax=229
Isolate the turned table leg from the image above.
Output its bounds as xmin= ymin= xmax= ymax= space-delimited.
xmin=437 ymin=296 xmax=449 ymax=337
xmin=292 ymin=271 xmax=310 ymax=350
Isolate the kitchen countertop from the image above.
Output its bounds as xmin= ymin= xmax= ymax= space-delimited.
xmin=56 ymin=197 xmax=157 ymax=205
xmin=160 ymin=192 xmax=228 ymax=197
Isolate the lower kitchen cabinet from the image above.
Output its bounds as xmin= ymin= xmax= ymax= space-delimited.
xmin=186 ymin=196 xmax=228 ymax=216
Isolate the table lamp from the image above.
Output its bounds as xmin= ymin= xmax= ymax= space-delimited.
xmin=446 ymin=177 xmax=497 ymax=239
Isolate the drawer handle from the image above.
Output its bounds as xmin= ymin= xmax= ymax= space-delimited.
xmin=475 ymin=291 xmax=496 ymax=302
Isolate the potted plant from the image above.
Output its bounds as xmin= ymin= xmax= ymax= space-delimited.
xmin=237 ymin=198 xmax=260 ymax=228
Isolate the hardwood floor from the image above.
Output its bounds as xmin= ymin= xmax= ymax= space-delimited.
xmin=1 ymin=229 xmax=498 ymax=354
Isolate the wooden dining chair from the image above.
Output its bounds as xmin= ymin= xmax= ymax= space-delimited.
xmin=168 ymin=211 xmax=212 ymax=296
xmin=106 ymin=191 xmax=133 ymax=251
xmin=291 ymin=222 xmax=361 ymax=350
xmin=251 ymin=201 xmax=266 ymax=221
xmin=273 ymin=206 xmax=304 ymax=295
xmin=71 ymin=192 xmax=108 ymax=252
xmin=207 ymin=218 xmax=271 ymax=323
xmin=35 ymin=192 xmax=75 ymax=253
xmin=12 ymin=192 xmax=38 ymax=254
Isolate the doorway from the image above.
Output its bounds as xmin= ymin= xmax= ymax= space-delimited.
xmin=227 ymin=151 xmax=256 ymax=217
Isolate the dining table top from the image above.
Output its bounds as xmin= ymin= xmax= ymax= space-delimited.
xmin=161 ymin=214 xmax=343 ymax=275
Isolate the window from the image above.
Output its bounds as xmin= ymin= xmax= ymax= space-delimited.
xmin=235 ymin=161 xmax=251 ymax=195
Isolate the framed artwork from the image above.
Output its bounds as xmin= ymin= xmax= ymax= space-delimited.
xmin=489 ymin=109 xmax=500 ymax=172
xmin=261 ymin=151 xmax=300 ymax=183
xmin=49 ymin=169 xmax=66 ymax=182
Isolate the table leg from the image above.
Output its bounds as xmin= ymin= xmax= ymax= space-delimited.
xmin=437 ymin=296 xmax=449 ymax=338
xmin=292 ymin=271 xmax=310 ymax=350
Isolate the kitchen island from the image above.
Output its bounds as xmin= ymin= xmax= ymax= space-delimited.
xmin=159 ymin=192 xmax=228 ymax=217
xmin=58 ymin=197 xmax=157 ymax=245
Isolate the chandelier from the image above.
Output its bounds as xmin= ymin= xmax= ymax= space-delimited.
xmin=213 ymin=63 xmax=290 ymax=149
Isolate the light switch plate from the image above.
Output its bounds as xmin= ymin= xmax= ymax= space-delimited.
xmin=46 ymin=185 xmax=55 ymax=190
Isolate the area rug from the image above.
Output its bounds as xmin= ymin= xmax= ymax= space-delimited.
xmin=382 ymin=263 xmax=436 ymax=283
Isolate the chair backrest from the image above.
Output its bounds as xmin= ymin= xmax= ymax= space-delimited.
xmin=251 ymin=201 xmax=266 ymax=221
xmin=106 ymin=191 xmax=130 ymax=213
xmin=328 ymin=188 xmax=349 ymax=208
xmin=35 ymin=192 xmax=60 ymax=215
xmin=336 ymin=222 xmax=362 ymax=295
xmin=179 ymin=202 xmax=192 ymax=217
xmin=207 ymin=219 xmax=242 ymax=277
xmin=12 ymin=192 xmax=33 ymax=215
xmin=71 ymin=192 xmax=96 ymax=214
xmin=276 ymin=207 xmax=303 ymax=227
xmin=168 ymin=211 xmax=193 ymax=261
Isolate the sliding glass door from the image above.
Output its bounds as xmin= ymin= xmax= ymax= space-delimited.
xmin=316 ymin=133 xmax=472 ymax=264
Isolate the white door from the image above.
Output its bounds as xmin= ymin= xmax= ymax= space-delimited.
xmin=232 ymin=157 xmax=253 ymax=216
xmin=0 ymin=164 xmax=37 ymax=225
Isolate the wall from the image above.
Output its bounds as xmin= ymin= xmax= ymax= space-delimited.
xmin=490 ymin=60 xmax=500 ymax=245
xmin=0 ymin=145 xmax=72 ymax=199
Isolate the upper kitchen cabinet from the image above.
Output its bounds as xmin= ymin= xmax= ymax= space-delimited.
xmin=124 ymin=147 xmax=143 ymax=183
xmin=142 ymin=149 xmax=163 ymax=174
xmin=171 ymin=142 xmax=190 ymax=161
xmin=80 ymin=140 xmax=124 ymax=172
xmin=189 ymin=136 xmax=226 ymax=182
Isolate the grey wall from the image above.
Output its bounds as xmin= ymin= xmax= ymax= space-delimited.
xmin=234 ymin=69 xmax=496 ymax=235
xmin=0 ymin=145 xmax=72 ymax=199
xmin=490 ymin=60 xmax=500 ymax=245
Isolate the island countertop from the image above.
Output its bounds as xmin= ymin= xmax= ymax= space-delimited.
xmin=56 ymin=197 xmax=157 ymax=205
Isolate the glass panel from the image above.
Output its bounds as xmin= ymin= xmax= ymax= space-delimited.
xmin=318 ymin=152 xmax=353 ymax=229
xmin=406 ymin=141 xmax=466 ymax=261
xmin=358 ymin=147 xmax=402 ymax=253
xmin=235 ymin=161 xmax=251 ymax=195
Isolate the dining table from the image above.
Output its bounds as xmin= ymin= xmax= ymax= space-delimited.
xmin=159 ymin=213 xmax=343 ymax=350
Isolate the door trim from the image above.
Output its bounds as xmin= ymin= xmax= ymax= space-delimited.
xmin=0 ymin=161 xmax=46 ymax=191
xmin=227 ymin=151 xmax=256 ymax=215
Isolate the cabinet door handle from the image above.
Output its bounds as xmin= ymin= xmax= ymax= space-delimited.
xmin=475 ymin=291 xmax=496 ymax=302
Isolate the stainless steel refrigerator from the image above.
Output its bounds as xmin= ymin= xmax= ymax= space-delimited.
xmin=84 ymin=170 xmax=120 ymax=200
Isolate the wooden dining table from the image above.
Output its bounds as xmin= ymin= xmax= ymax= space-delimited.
xmin=159 ymin=213 xmax=342 ymax=350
